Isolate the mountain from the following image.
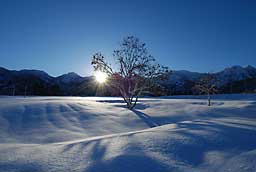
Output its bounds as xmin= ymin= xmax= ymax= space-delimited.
xmin=56 ymin=72 xmax=90 ymax=96
xmin=56 ymin=72 xmax=84 ymax=84
xmin=159 ymin=70 xmax=203 ymax=95
xmin=17 ymin=69 xmax=54 ymax=83
xmin=0 ymin=65 xmax=256 ymax=96
xmin=161 ymin=65 xmax=256 ymax=95
xmin=215 ymin=65 xmax=256 ymax=86
xmin=0 ymin=67 xmax=11 ymax=81
xmin=170 ymin=70 xmax=202 ymax=82
xmin=0 ymin=68 xmax=83 ymax=96
xmin=245 ymin=65 xmax=256 ymax=77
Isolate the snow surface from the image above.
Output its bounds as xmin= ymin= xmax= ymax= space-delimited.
xmin=0 ymin=95 xmax=256 ymax=172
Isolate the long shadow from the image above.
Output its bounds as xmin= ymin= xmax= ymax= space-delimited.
xmin=131 ymin=109 xmax=159 ymax=128
xmin=172 ymin=120 xmax=256 ymax=166
xmin=85 ymin=154 xmax=173 ymax=172
xmin=85 ymin=140 xmax=173 ymax=172
xmin=0 ymin=162 xmax=44 ymax=172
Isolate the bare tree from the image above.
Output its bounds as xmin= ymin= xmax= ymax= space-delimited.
xmin=91 ymin=36 xmax=170 ymax=109
xmin=194 ymin=73 xmax=217 ymax=106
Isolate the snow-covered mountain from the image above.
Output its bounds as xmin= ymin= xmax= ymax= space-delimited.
xmin=158 ymin=65 xmax=256 ymax=95
xmin=0 ymin=65 xmax=256 ymax=95
xmin=0 ymin=68 xmax=88 ymax=95
xmin=56 ymin=72 xmax=84 ymax=83
xmin=166 ymin=70 xmax=202 ymax=85
xmin=17 ymin=69 xmax=54 ymax=83
xmin=216 ymin=65 xmax=256 ymax=85
xmin=167 ymin=65 xmax=256 ymax=86
xmin=159 ymin=70 xmax=203 ymax=94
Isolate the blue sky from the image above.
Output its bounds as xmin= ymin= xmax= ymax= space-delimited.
xmin=0 ymin=0 xmax=256 ymax=76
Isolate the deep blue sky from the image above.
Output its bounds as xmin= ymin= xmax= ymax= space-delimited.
xmin=0 ymin=0 xmax=256 ymax=76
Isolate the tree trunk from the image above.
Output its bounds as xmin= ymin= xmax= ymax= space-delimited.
xmin=130 ymin=96 xmax=139 ymax=110
xmin=207 ymin=93 xmax=211 ymax=106
xmin=127 ymin=101 xmax=133 ymax=109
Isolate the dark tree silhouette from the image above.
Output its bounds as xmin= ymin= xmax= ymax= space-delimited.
xmin=91 ymin=36 xmax=170 ymax=109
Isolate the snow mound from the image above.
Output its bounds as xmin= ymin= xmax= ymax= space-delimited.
xmin=0 ymin=95 xmax=256 ymax=172
xmin=0 ymin=97 xmax=147 ymax=143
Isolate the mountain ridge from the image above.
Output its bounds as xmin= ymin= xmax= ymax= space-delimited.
xmin=1 ymin=65 xmax=255 ymax=79
xmin=0 ymin=65 xmax=256 ymax=96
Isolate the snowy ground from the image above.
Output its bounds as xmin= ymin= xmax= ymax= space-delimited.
xmin=0 ymin=94 xmax=256 ymax=172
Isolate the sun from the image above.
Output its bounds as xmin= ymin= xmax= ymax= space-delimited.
xmin=94 ymin=71 xmax=107 ymax=83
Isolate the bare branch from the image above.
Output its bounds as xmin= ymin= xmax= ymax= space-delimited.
xmin=91 ymin=36 xmax=170 ymax=109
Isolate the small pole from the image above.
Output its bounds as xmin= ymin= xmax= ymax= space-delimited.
xmin=12 ymin=85 xmax=15 ymax=96
xmin=24 ymin=85 xmax=27 ymax=97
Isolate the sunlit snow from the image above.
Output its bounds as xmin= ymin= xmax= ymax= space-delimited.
xmin=0 ymin=94 xmax=255 ymax=172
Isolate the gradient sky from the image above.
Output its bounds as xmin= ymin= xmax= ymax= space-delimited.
xmin=0 ymin=0 xmax=256 ymax=76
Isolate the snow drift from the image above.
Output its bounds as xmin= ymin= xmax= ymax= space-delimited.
xmin=0 ymin=95 xmax=256 ymax=172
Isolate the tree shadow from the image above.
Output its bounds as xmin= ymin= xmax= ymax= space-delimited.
xmin=152 ymin=100 xmax=256 ymax=126
xmin=171 ymin=120 xmax=256 ymax=166
xmin=190 ymin=102 xmax=224 ymax=106
xmin=85 ymin=154 xmax=173 ymax=172
xmin=96 ymin=100 xmax=124 ymax=104
xmin=0 ymin=162 xmax=44 ymax=172
xmin=131 ymin=109 xmax=159 ymax=128
xmin=84 ymin=140 xmax=174 ymax=172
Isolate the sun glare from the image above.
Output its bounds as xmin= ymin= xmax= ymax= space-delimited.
xmin=94 ymin=71 xmax=107 ymax=83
